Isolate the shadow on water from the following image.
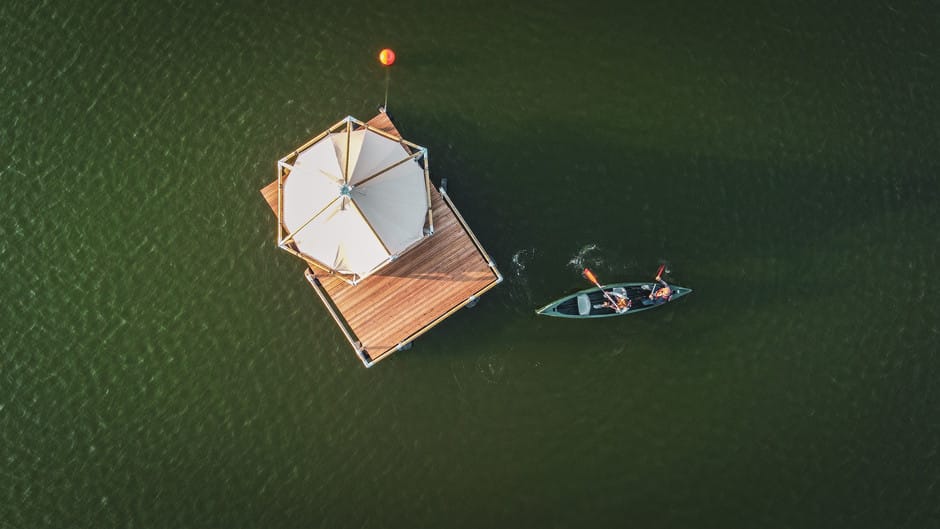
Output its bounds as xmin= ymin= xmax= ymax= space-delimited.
xmin=391 ymin=107 xmax=933 ymax=287
xmin=363 ymin=102 xmax=939 ymax=386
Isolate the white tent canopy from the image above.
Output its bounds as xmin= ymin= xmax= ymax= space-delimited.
xmin=277 ymin=117 xmax=432 ymax=283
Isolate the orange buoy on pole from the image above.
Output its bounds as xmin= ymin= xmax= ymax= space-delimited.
xmin=379 ymin=48 xmax=396 ymax=110
xmin=379 ymin=48 xmax=396 ymax=66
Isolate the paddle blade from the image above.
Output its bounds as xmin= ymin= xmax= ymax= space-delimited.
xmin=655 ymin=264 xmax=666 ymax=281
xmin=582 ymin=268 xmax=600 ymax=285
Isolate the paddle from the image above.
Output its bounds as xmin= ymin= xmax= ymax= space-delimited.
xmin=582 ymin=268 xmax=621 ymax=309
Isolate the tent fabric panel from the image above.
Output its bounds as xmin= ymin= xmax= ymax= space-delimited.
xmin=291 ymin=199 xmax=390 ymax=277
xmin=331 ymin=129 xmax=364 ymax=183
xmin=282 ymin=139 xmax=344 ymax=233
xmin=352 ymin=160 xmax=428 ymax=254
xmin=347 ymin=130 xmax=411 ymax=186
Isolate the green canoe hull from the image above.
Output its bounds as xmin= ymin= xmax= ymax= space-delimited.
xmin=535 ymin=282 xmax=692 ymax=318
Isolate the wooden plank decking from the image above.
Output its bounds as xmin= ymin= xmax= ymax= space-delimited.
xmin=261 ymin=111 xmax=501 ymax=366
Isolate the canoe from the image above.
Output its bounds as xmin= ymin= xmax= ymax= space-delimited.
xmin=535 ymin=282 xmax=692 ymax=318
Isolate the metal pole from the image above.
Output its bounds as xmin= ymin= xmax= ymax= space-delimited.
xmin=384 ymin=68 xmax=390 ymax=110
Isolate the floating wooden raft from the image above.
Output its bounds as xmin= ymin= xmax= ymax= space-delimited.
xmin=261 ymin=111 xmax=502 ymax=367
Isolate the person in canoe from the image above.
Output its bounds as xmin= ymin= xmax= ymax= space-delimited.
xmin=648 ymin=264 xmax=673 ymax=303
xmin=650 ymin=281 xmax=673 ymax=302
xmin=603 ymin=290 xmax=632 ymax=313
xmin=583 ymin=268 xmax=631 ymax=313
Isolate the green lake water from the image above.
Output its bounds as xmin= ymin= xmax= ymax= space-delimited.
xmin=2 ymin=1 xmax=939 ymax=527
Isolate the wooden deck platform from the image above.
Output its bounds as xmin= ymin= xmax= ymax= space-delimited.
xmin=261 ymin=111 xmax=501 ymax=367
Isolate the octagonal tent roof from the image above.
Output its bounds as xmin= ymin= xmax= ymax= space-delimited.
xmin=277 ymin=116 xmax=433 ymax=283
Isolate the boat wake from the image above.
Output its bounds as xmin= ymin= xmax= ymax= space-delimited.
xmin=567 ymin=244 xmax=649 ymax=277
xmin=511 ymin=248 xmax=535 ymax=275
xmin=567 ymin=243 xmax=604 ymax=270
xmin=508 ymin=248 xmax=536 ymax=308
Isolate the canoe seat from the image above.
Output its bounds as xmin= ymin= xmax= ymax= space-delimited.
xmin=577 ymin=294 xmax=591 ymax=315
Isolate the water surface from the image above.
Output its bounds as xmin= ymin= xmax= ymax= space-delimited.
xmin=2 ymin=1 xmax=938 ymax=527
